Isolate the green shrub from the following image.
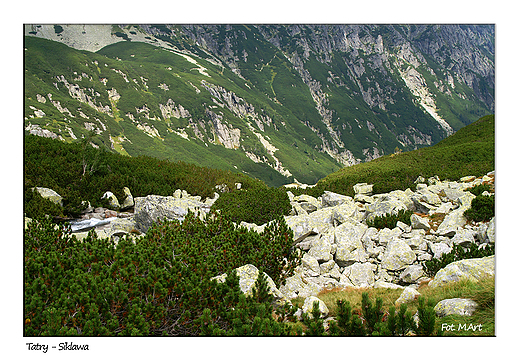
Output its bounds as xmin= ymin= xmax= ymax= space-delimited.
xmin=464 ymin=194 xmax=494 ymax=222
xmin=394 ymin=303 xmax=417 ymax=336
xmin=424 ymin=242 xmax=495 ymax=277
xmin=53 ymin=25 xmax=64 ymax=34
xmin=308 ymin=292 xmax=440 ymax=336
xmin=467 ymin=183 xmax=492 ymax=196
xmin=24 ymin=188 xmax=64 ymax=219
xmin=24 ymin=211 xmax=300 ymax=336
xmin=148 ymin=211 xmax=299 ymax=287
xmin=327 ymin=299 xmax=366 ymax=336
xmin=212 ymin=187 xmax=291 ymax=225
xmin=366 ymin=209 xmax=413 ymax=229
xmin=416 ymin=297 xmax=438 ymax=336
xmin=300 ymin=301 xmax=327 ymax=336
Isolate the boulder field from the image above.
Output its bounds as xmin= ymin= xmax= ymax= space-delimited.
xmin=29 ymin=171 xmax=495 ymax=321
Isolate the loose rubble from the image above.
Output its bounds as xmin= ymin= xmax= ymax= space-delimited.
xmin=27 ymin=170 xmax=495 ymax=324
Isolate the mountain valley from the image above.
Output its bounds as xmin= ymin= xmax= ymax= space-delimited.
xmin=24 ymin=24 xmax=494 ymax=186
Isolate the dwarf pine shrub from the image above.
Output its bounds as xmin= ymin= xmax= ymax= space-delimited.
xmin=299 ymin=292 xmax=440 ymax=336
xmin=464 ymin=194 xmax=494 ymax=222
xmin=416 ymin=297 xmax=437 ymax=336
xmin=24 ymin=211 xmax=300 ymax=336
xmin=467 ymin=183 xmax=492 ymax=196
xmin=24 ymin=188 xmax=64 ymax=219
xmin=211 ymin=187 xmax=291 ymax=225
xmin=366 ymin=209 xmax=413 ymax=229
xmin=361 ymin=292 xmax=384 ymax=334
xmin=423 ymin=242 xmax=495 ymax=277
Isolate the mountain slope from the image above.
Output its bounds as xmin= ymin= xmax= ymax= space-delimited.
xmin=24 ymin=24 xmax=494 ymax=186
xmin=304 ymin=114 xmax=495 ymax=198
xmin=24 ymin=36 xmax=338 ymax=186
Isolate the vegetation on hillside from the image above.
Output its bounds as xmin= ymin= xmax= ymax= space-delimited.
xmin=23 ymin=113 xmax=495 ymax=336
xmin=302 ymin=114 xmax=494 ymax=198
xmin=24 ymin=35 xmax=340 ymax=187
xmin=24 ymin=133 xmax=266 ymax=219
xmin=25 ymin=25 xmax=494 ymax=188
xmin=24 ymin=213 xmax=300 ymax=336
xmin=211 ymin=187 xmax=291 ymax=225
xmin=24 ymin=114 xmax=494 ymax=222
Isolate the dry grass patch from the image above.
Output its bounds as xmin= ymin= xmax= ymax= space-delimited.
xmin=315 ymin=286 xmax=404 ymax=317
xmin=428 ymin=212 xmax=446 ymax=233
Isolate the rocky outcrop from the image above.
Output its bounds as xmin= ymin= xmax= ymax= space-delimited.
xmin=31 ymin=187 xmax=63 ymax=207
xmin=276 ymin=170 xmax=495 ymax=299
xmin=211 ymin=264 xmax=291 ymax=308
xmin=134 ymin=192 xmax=212 ymax=233
xmin=428 ymin=256 xmax=495 ymax=288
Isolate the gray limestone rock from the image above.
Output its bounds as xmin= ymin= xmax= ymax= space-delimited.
xmin=302 ymin=296 xmax=329 ymax=319
xmin=331 ymin=201 xmax=361 ymax=224
xmin=293 ymin=194 xmax=320 ymax=213
xmin=486 ymin=217 xmax=495 ymax=243
xmin=428 ymin=256 xmax=495 ymax=288
xmin=102 ymin=191 xmax=121 ymax=210
xmin=436 ymin=209 xmax=467 ymax=237
xmin=353 ymin=183 xmax=373 ymax=196
xmin=428 ymin=242 xmax=452 ymax=259
xmin=321 ymin=191 xmax=353 ymax=208
xmin=308 ymin=235 xmax=333 ymax=263
xmin=373 ymin=280 xmax=405 ymax=290
xmin=343 ymin=262 xmax=376 ymax=287
xmin=434 ymin=298 xmax=478 ymax=317
xmin=133 ymin=194 xmax=210 ymax=233
xmin=376 ymin=227 xmax=402 ymax=247
xmin=410 ymin=213 xmax=431 ymax=230
xmin=380 ymin=239 xmax=416 ymax=271
xmin=302 ymin=253 xmax=321 ymax=277
xmin=452 ymin=228 xmax=476 ymax=247
xmin=364 ymin=196 xmax=408 ymax=223
xmin=120 ymin=187 xmax=134 ymax=210
xmin=32 ymin=187 xmax=63 ymax=207
xmin=418 ymin=189 xmax=442 ymax=206
xmin=399 ymin=265 xmax=425 ymax=284
xmin=334 ymin=220 xmax=368 ymax=266
xmin=279 ymin=270 xmax=306 ymax=299
xmin=395 ymin=286 xmax=421 ymax=305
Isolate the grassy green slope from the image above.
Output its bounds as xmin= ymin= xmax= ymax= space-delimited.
xmin=24 ymin=133 xmax=267 ymax=218
xmin=305 ymin=114 xmax=494 ymax=197
xmin=97 ymin=40 xmax=340 ymax=185
xmin=25 ymin=36 xmax=340 ymax=187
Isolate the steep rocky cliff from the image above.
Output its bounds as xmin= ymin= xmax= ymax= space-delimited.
xmin=24 ymin=24 xmax=494 ymax=186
